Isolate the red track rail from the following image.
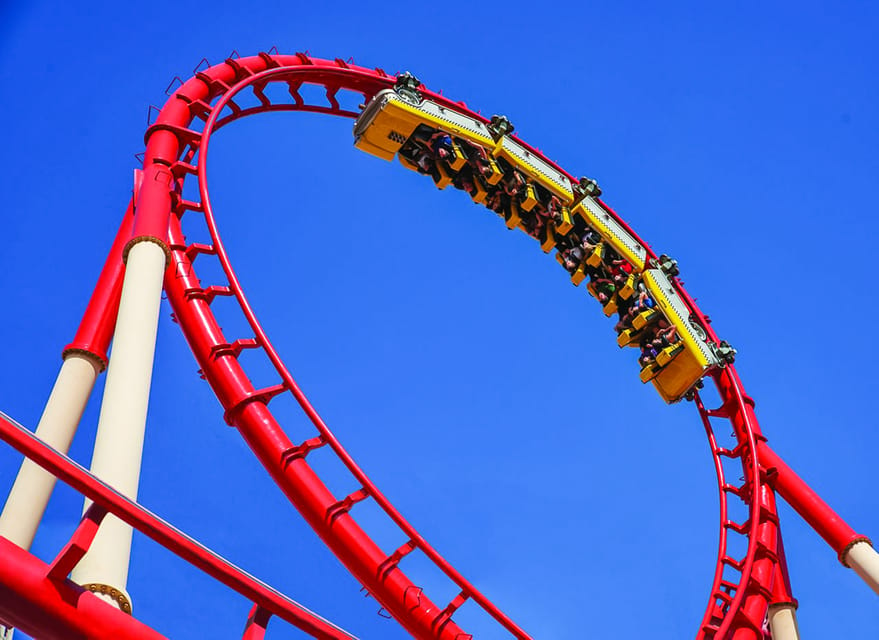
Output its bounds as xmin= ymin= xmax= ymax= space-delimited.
xmin=142 ymin=52 xmax=777 ymax=638
xmin=2 ymin=49 xmax=871 ymax=639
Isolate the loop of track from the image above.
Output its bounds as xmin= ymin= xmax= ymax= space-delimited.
xmin=145 ymin=51 xmax=782 ymax=638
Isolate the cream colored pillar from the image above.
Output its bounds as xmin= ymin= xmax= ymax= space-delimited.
xmin=0 ymin=353 xmax=101 ymax=550
xmin=69 ymin=240 xmax=166 ymax=614
xmin=768 ymin=603 xmax=800 ymax=640
xmin=844 ymin=540 xmax=879 ymax=595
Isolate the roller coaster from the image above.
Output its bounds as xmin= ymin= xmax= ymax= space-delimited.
xmin=0 ymin=50 xmax=876 ymax=639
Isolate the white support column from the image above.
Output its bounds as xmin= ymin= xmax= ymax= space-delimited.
xmin=0 ymin=352 xmax=101 ymax=550
xmin=768 ymin=603 xmax=800 ymax=640
xmin=69 ymin=240 xmax=167 ymax=614
xmin=844 ymin=540 xmax=879 ymax=595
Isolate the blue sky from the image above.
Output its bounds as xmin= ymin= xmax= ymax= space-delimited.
xmin=1 ymin=1 xmax=877 ymax=638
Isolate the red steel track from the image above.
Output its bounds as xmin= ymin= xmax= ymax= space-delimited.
xmin=0 ymin=51 xmax=871 ymax=639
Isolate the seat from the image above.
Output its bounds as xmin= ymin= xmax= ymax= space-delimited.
xmin=639 ymin=361 xmax=662 ymax=383
xmin=586 ymin=243 xmax=605 ymax=268
xmin=602 ymin=297 xmax=618 ymax=316
xmin=617 ymin=327 xmax=641 ymax=347
xmin=483 ymin=154 xmax=504 ymax=185
xmin=520 ymin=183 xmax=538 ymax=212
xmin=469 ymin=176 xmax=489 ymax=204
xmin=571 ymin=260 xmax=588 ymax=286
xmin=655 ymin=342 xmax=685 ymax=367
xmin=556 ymin=206 xmax=573 ymax=235
xmin=631 ymin=308 xmax=659 ymax=330
xmin=618 ymin=273 xmax=636 ymax=300
xmin=448 ymin=140 xmax=468 ymax=171
xmin=433 ymin=161 xmax=454 ymax=190
xmin=540 ymin=223 xmax=556 ymax=253
xmin=504 ymin=199 xmax=522 ymax=229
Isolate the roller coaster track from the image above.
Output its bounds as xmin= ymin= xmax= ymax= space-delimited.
xmin=0 ymin=51 xmax=873 ymax=639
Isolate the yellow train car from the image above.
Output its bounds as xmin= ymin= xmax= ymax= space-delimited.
xmin=354 ymin=89 xmax=496 ymax=161
xmin=354 ymin=83 xmax=728 ymax=404
xmin=640 ymin=268 xmax=721 ymax=402
xmin=492 ymin=136 xmax=573 ymax=202
xmin=572 ymin=197 xmax=648 ymax=271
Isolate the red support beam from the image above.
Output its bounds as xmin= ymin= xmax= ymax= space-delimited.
xmin=0 ymin=536 xmax=167 ymax=640
xmin=0 ymin=411 xmax=355 ymax=640
xmin=757 ymin=441 xmax=868 ymax=560
xmin=46 ymin=502 xmax=108 ymax=582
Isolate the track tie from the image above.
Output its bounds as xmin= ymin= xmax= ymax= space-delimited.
xmin=287 ymin=80 xmax=304 ymax=107
xmin=144 ymin=122 xmax=202 ymax=148
xmin=377 ymin=540 xmax=418 ymax=580
xmin=721 ymin=555 xmax=744 ymax=571
xmin=719 ymin=579 xmax=738 ymax=595
xmin=203 ymin=285 xmax=233 ymax=303
xmin=185 ymin=242 xmax=216 ymax=261
xmin=432 ymin=590 xmax=470 ymax=633
xmin=210 ymin=338 xmax=260 ymax=360
xmin=722 ymin=482 xmax=747 ymax=498
xmin=223 ymin=383 xmax=288 ymax=425
xmin=717 ymin=443 xmax=744 ymax=458
xmin=183 ymin=285 xmax=232 ymax=304
xmin=195 ymin=71 xmax=229 ymax=93
xmin=176 ymin=95 xmax=213 ymax=121
xmin=280 ymin=435 xmax=328 ymax=467
xmin=325 ymin=86 xmax=340 ymax=111
xmin=294 ymin=52 xmax=313 ymax=65
xmin=224 ymin=56 xmax=255 ymax=81
xmin=723 ymin=520 xmax=749 ymax=535
xmin=171 ymin=160 xmax=198 ymax=178
xmin=326 ymin=488 xmax=370 ymax=524
xmin=194 ymin=72 xmax=241 ymax=114
xmin=175 ymin=197 xmax=203 ymax=214
xmin=251 ymin=81 xmax=272 ymax=107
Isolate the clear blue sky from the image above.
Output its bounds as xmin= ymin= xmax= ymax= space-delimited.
xmin=1 ymin=1 xmax=877 ymax=638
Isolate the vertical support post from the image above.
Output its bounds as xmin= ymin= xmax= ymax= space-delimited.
xmin=0 ymin=354 xmax=102 ymax=550
xmin=70 ymin=165 xmax=172 ymax=614
xmin=0 ymin=204 xmax=132 ymax=553
xmin=767 ymin=604 xmax=800 ymax=640
xmin=843 ymin=541 xmax=879 ymax=596
xmin=69 ymin=239 xmax=167 ymax=613
xmin=768 ymin=531 xmax=800 ymax=639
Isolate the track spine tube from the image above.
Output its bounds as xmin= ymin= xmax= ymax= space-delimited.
xmin=150 ymin=53 xmax=534 ymax=639
xmin=163 ymin=224 xmax=469 ymax=640
xmin=125 ymin=166 xmax=173 ymax=266
xmin=62 ymin=200 xmax=135 ymax=369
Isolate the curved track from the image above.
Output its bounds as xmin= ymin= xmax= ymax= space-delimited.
xmin=135 ymin=52 xmax=781 ymax=638
xmin=7 ymin=49 xmax=872 ymax=640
